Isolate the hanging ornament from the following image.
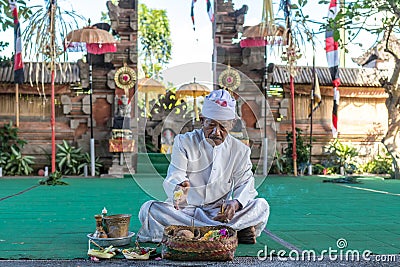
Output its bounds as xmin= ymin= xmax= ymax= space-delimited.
xmin=114 ymin=63 xmax=137 ymax=95
xmin=218 ymin=66 xmax=241 ymax=91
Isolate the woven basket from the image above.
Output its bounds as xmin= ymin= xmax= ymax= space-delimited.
xmin=103 ymin=214 xmax=131 ymax=238
xmin=162 ymin=225 xmax=238 ymax=261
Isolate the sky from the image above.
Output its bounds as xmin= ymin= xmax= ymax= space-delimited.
xmin=1 ymin=0 xmax=379 ymax=72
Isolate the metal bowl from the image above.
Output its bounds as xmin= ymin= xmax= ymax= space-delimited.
xmin=87 ymin=231 xmax=135 ymax=247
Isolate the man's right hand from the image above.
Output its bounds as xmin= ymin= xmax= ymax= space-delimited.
xmin=173 ymin=180 xmax=190 ymax=210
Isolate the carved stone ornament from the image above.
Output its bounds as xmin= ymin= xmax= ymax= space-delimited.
xmin=218 ymin=66 xmax=241 ymax=90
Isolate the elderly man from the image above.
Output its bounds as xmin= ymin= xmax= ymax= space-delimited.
xmin=138 ymin=89 xmax=269 ymax=244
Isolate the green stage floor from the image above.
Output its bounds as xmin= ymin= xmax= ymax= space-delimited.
xmin=0 ymin=175 xmax=399 ymax=260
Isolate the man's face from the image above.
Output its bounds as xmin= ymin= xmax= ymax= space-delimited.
xmin=201 ymin=117 xmax=234 ymax=146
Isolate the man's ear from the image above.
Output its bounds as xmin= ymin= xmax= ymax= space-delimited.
xmin=199 ymin=115 xmax=205 ymax=124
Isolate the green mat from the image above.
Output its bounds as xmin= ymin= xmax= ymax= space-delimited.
xmin=0 ymin=175 xmax=399 ymax=259
xmin=258 ymin=176 xmax=400 ymax=255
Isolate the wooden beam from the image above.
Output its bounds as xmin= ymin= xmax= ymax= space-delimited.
xmin=0 ymin=84 xmax=71 ymax=95
xmin=283 ymin=85 xmax=388 ymax=98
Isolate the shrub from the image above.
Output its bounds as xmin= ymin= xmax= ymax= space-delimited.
xmin=360 ymin=153 xmax=394 ymax=177
xmin=5 ymin=146 xmax=35 ymax=175
xmin=78 ymin=152 xmax=103 ymax=176
xmin=325 ymin=139 xmax=358 ymax=174
xmin=39 ymin=171 xmax=68 ymax=185
xmin=283 ymin=128 xmax=310 ymax=174
xmin=0 ymin=121 xmax=35 ymax=175
xmin=56 ymin=140 xmax=83 ymax=175
xmin=56 ymin=140 xmax=103 ymax=176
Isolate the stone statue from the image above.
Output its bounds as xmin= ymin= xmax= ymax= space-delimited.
xmin=113 ymin=95 xmax=131 ymax=129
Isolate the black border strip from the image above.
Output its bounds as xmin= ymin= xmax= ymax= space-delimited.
xmin=0 ymin=185 xmax=40 ymax=202
xmin=263 ymin=228 xmax=303 ymax=253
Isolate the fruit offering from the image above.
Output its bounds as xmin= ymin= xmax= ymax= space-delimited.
xmin=173 ymin=189 xmax=184 ymax=200
xmin=199 ymin=228 xmax=229 ymax=241
xmin=122 ymin=247 xmax=156 ymax=260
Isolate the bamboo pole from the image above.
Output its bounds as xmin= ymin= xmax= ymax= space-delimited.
xmin=290 ymin=76 xmax=297 ymax=176
xmin=194 ymin=97 xmax=199 ymax=121
xmin=15 ymin=84 xmax=19 ymax=127
xmin=50 ymin=1 xmax=56 ymax=173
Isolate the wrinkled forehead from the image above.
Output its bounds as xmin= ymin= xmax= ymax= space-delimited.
xmin=203 ymin=117 xmax=234 ymax=128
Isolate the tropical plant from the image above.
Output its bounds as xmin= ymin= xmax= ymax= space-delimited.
xmin=284 ymin=128 xmax=311 ymax=174
xmin=0 ymin=0 xmax=31 ymax=31
xmin=310 ymin=0 xmax=400 ymax=178
xmin=0 ymin=121 xmax=27 ymax=153
xmin=360 ymin=153 xmax=394 ymax=177
xmin=39 ymin=170 xmax=68 ymax=186
xmin=0 ymin=0 xmax=31 ymax=63
xmin=325 ymin=139 xmax=358 ymax=174
xmin=56 ymin=141 xmax=103 ymax=176
xmin=138 ymin=3 xmax=172 ymax=77
xmin=4 ymin=146 xmax=35 ymax=175
xmin=78 ymin=152 xmax=103 ymax=176
xmin=0 ymin=152 xmax=8 ymax=167
xmin=313 ymin=163 xmax=326 ymax=175
xmin=0 ymin=121 xmax=34 ymax=175
xmin=270 ymin=151 xmax=288 ymax=174
xmin=56 ymin=140 xmax=83 ymax=175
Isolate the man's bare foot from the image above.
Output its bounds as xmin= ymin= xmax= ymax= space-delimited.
xmin=237 ymin=226 xmax=256 ymax=244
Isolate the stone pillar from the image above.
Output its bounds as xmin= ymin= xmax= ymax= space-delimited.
xmin=106 ymin=0 xmax=138 ymax=176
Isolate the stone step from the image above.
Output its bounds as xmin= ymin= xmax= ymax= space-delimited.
xmin=136 ymin=153 xmax=170 ymax=175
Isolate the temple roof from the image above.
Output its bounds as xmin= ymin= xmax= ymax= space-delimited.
xmin=273 ymin=65 xmax=388 ymax=87
xmin=0 ymin=62 xmax=389 ymax=88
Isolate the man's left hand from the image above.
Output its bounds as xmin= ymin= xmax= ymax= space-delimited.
xmin=213 ymin=200 xmax=240 ymax=223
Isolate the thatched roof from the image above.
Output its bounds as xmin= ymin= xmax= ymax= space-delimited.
xmin=0 ymin=62 xmax=80 ymax=84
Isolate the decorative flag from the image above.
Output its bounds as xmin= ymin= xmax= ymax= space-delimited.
xmin=325 ymin=0 xmax=340 ymax=138
xmin=191 ymin=0 xmax=214 ymax=30
xmin=206 ymin=0 xmax=214 ymax=22
xmin=65 ymin=42 xmax=87 ymax=53
xmin=309 ymin=69 xmax=322 ymax=117
xmin=9 ymin=0 xmax=24 ymax=84
xmin=191 ymin=0 xmax=197 ymax=30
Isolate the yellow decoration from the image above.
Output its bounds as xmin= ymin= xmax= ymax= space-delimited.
xmin=218 ymin=66 xmax=241 ymax=91
xmin=122 ymin=247 xmax=155 ymax=260
xmin=173 ymin=189 xmax=184 ymax=201
xmin=109 ymin=139 xmax=135 ymax=153
xmin=114 ymin=64 xmax=137 ymax=95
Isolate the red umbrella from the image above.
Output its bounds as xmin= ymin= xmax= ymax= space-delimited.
xmin=65 ymin=25 xmax=117 ymax=176
xmin=240 ymin=23 xmax=285 ymax=48
xmin=65 ymin=26 xmax=117 ymax=54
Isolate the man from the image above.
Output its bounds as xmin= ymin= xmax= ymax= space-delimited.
xmin=138 ymin=89 xmax=269 ymax=244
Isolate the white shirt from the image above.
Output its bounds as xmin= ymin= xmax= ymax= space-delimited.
xmin=163 ymin=129 xmax=258 ymax=207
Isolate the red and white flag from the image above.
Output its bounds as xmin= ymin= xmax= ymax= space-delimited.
xmin=206 ymin=0 xmax=214 ymax=22
xmin=191 ymin=0 xmax=197 ymax=30
xmin=325 ymin=0 xmax=340 ymax=138
xmin=9 ymin=0 xmax=24 ymax=84
xmin=190 ymin=0 xmax=214 ymax=31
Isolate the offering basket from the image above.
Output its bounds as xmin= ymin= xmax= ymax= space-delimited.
xmin=162 ymin=225 xmax=238 ymax=261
